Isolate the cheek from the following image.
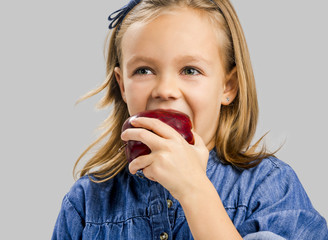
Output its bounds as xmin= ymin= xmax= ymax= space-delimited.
xmin=187 ymin=84 xmax=222 ymax=139
xmin=193 ymin=103 xmax=221 ymax=145
xmin=124 ymin=81 xmax=152 ymax=115
xmin=192 ymin=99 xmax=220 ymax=130
xmin=187 ymin=82 xmax=222 ymax=113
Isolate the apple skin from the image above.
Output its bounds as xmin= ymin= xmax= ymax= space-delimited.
xmin=122 ymin=109 xmax=194 ymax=162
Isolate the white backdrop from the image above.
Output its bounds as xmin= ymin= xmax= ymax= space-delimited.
xmin=0 ymin=0 xmax=327 ymax=239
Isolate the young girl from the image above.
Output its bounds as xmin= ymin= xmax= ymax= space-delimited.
xmin=52 ymin=0 xmax=328 ymax=239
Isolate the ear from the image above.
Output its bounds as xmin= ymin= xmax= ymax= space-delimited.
xmin=114 ymin=67 xmax=127 ymax=102
xmin=221 ymin=66 xmax=238 ymax=106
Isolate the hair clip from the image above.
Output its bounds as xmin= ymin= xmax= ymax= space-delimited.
xmin=108 ymin=0 xmax=142 ymax=29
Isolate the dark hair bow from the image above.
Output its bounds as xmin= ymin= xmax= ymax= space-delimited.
xmin=108 ymin=0 xmax=142 ymax=29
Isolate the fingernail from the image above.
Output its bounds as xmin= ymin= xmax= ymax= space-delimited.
xmin=120 ymin=132 xmax=126 ymax=141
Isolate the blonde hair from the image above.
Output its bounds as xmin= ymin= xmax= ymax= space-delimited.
xmin=74 ymin=0 xmax=276 ymax=182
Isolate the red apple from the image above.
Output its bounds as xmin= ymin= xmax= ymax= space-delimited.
xmin=121 ymin=109 xmax=194 ymax=162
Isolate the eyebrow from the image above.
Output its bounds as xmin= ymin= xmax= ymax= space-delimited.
xmin=126 ymin=54 xmax=211 ymax=69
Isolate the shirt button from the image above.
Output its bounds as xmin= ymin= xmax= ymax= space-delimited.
xmin=166 ymin=199 xmax=173 ymax=208
xmin=136 ymin=169 xmax=144 ymax=178
xmin=160 ymin=232 xmax=169 ymax=240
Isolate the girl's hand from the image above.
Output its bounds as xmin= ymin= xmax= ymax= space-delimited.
xmin=121 ymin=116 xmax=209 ymax=201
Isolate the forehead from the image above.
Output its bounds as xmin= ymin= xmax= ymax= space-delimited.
xmin=120 ymin=7 xmax=224 ymax=67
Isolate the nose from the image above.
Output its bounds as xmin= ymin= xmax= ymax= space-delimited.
xmin=151 ymin=74 xmax=182 ymax=100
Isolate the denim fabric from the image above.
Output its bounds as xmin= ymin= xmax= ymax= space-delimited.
xmin=52 ymin=149 xmax=328 ymax=239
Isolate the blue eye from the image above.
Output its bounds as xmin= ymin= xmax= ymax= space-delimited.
xmin=135 ymin=68 xmax=152 ymax=75
xmin=183 ymin=67 xmax=200 ymax=75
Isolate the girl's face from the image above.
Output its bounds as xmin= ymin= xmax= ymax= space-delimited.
xmin=115 ymin=8 xmax=237 ymax=150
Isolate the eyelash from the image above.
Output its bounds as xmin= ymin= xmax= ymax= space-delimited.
xmin=134 ymin=66 xmax=201 ymax=76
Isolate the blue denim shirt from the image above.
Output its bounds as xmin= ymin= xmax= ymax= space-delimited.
xmin=52 ymin=149 xmax=328 ymax=239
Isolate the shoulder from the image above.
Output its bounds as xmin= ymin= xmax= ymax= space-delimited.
xmin=237 ymin=157 xmax=328 ymax=238
xmin=233 ymin=156 xmax=314 ymax=212
xmin=247 ymin=156 xmax=309 ymax=205
xmin=64 ymin=172 xmax=126 ymax=219
xmin=68 ymin=168 xmax=130 ymax=199
xmin=247 ymin=156 xmax=300 ymax=192
xmin=208 ymin=152 xmax=316 ymax=212
xmin=243 ymin=155 xmax=295 ymax=181
xmin=63 ymin=167 xmax=149 ymax=223
xmin=208 ymin=153 xmax=328 ymax=238
xmin=63 ymin=175 xmax=100 ymax=219
xmin=67 ymin=175 xmax=103 ymax=199
xmin=208 ymin=152 xmax=299 ymax=194
xmin=208 ymin=149 xmax=291 ymax=180
xmin=240 ymin=156 xmax=325 ymax=223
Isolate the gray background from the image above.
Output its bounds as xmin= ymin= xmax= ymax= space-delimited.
xmin=0 ymin=0 xmax=327 ymax=239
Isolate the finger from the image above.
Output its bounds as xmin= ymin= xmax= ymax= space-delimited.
xmin=131 ymin=117 xmax=182 ymax=140
xmin=121 ymin=127 xmax=164 ymax=151
xmin=128 ymin=154 xmax=153 ymax=174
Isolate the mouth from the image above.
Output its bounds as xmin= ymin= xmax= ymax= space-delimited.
xmin=147 ymin=108 xmax=192 ymax=120
xmin=122 ymin=108 xmax=195 ymax=162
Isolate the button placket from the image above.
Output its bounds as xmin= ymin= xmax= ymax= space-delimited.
xmin=148 ymin=182 xmax=172 ymax=240
xmin=163 ymin=189 xmax=177 ymax=229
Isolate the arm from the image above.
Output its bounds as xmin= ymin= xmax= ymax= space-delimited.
xmin=123 ymin=118 xmax=328 ymax=239
xmin=178 ymin=175 xmax=242 ymax=240
xmin=52 ymin=195 xmax=84 ymax=240
xmin=123 ymin=117 xmax=243 ymax=239
xmin=237 ymin=158 xmax=328 ymax=239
